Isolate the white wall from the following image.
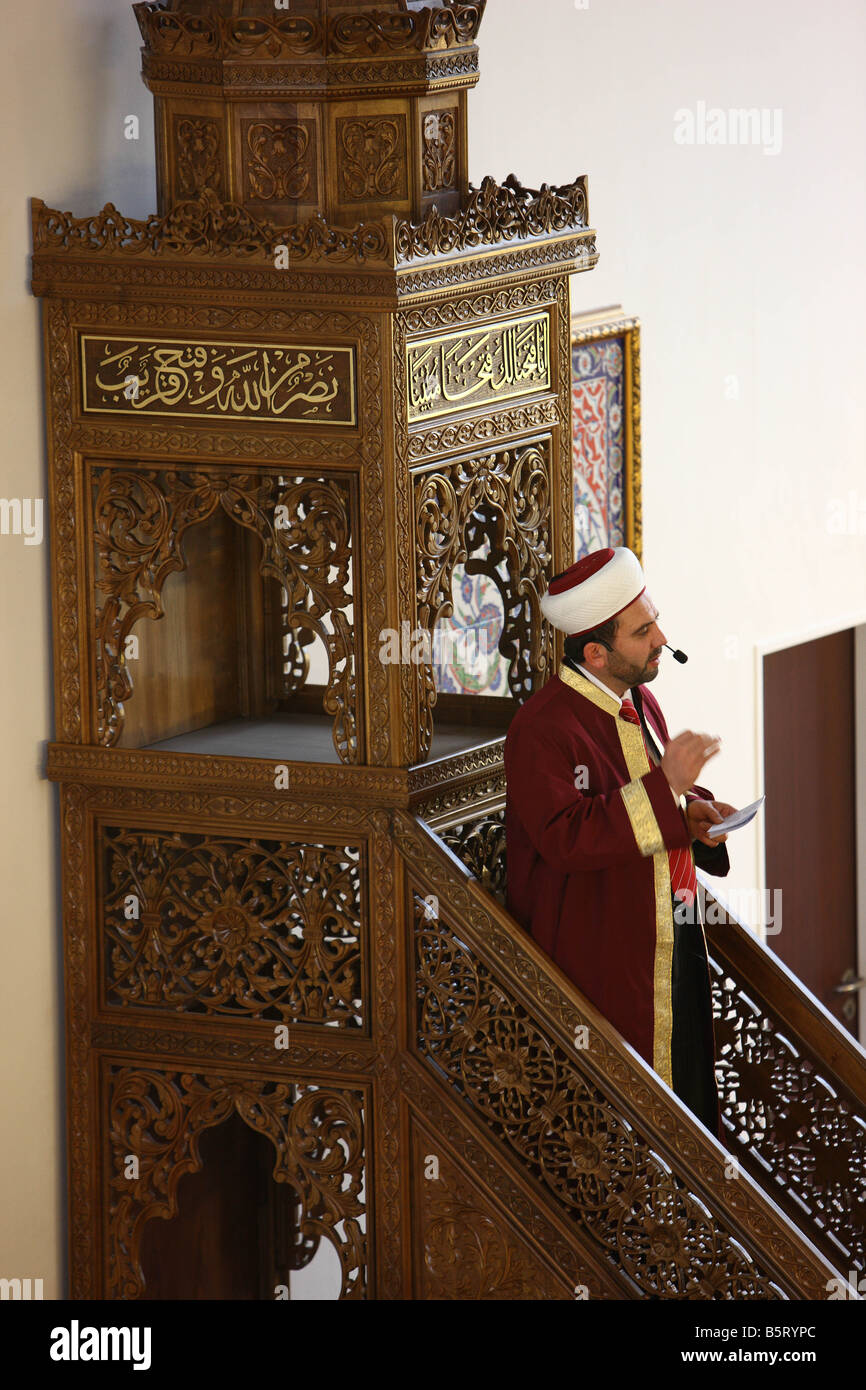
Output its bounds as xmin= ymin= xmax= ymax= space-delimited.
xmin=470 ymin=0 xmax=866 ymax=920
xmin=1 ymin=0 xmax=864 ymax=1291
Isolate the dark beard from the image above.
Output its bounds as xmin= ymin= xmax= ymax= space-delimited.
xmin=607 ymin=651 xmax=660 ymax=687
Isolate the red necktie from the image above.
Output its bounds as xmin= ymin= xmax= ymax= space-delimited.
xmin=620 ymin=699 xmax=697 ymax=906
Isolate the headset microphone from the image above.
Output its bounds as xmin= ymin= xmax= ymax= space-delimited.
xmin=664 ymin=644 xmax=689 ymax=664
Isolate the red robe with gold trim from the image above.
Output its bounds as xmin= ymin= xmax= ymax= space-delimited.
xmin=504 ymin=663 xmax=728 ymax=1127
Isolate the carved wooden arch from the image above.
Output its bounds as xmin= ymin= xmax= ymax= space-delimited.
xmin=106 ymin=1065 xmax=367 ymax=1300
xmin=413 ymin=439 xmax=554 ymax=758
xmin=91 ymin=465 xmax=359 ymax=760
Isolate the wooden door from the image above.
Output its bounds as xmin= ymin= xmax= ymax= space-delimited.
xmin=763 ymin=629 xmax=860 ymax=1034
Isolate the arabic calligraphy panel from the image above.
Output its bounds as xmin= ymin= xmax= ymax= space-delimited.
xmin=406 ymin=312 xmax=551 ymax=423
xmin=80 ymin=335 xmax=357 ymax=427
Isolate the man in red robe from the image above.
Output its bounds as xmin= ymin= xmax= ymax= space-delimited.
xmin=504 ymin=547 xmax=736 ymax=1136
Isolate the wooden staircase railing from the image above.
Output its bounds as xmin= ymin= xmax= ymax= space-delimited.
xmin=705 ymin=887 xmax=866 ymax=1275
xmin=392 ymin=805 xmax=848 ymax=1299
xmin=407 ymin=771 xmax=866 ymax=1293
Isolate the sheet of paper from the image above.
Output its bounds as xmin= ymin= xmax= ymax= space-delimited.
xmin=706 ymin=795 xmax=765 ymax=838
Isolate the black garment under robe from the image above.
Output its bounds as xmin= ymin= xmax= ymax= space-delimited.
xmin=632 ymin=684 xmax=729 ymax=1139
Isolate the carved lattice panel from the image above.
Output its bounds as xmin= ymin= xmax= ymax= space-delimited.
xmin=411 ymin=890 xmax=787 ymax=1300
xmin=429 ymin=798 xmax=866 ymax=1284
xmin=711 ymin=960 xmax=866 ymax=1271
xmin=438 ymin=806 xmax=506 ymax=903
xmin=413 ymin=441 xmax=553 ymax=756
xmin=104 ymin=1064 xmax=367 ymax=1299
xmin=91 ymin=464 xmax=359 ymax=760
xmin=100 ymin=826 xmax=365 ymax=1029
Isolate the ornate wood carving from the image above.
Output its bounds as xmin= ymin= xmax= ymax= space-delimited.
xmin=368 ymin=811 xmax=404 ymax=1299
xmin=47 ymin=302 xmax=82 ymax=746
xmin=401 ymin=277 xmax=559 ymax=334
xmin=46 ymin=743 xmax=408 ymax=802
xmin=92 ymin=1020 xmax=378 ymax=1074
xmin=404 ymin=1063 xmax=620 ymax=1298
xmin=45 ymin=299 xmax=387 ymax=759
xmin=91 ymin=466 xmax=358 ymax=759
xmin=336 ymin=116 xmax=408 ymax=203
xmin=394 ymin=174 xmax=592 ymax=261
xmin=427 ymin=795 xmax=866 ymax=1287
xmin=102 ymin=828 xmax=365 ymax=1028
xmin=243 ymin=119 xmax=318 ymax=204
xmin=411 ymin=1120 xmax=572 ymax=1299
xmin=393 ymin=809 xmax=842 ymax=1299
xmin=105 ymin=1064 xmax=367 ymax=1299
xmin=421 ymin=109 xmax=457 ymax=194
xmin=413 ymin=441 xmax=554 ymax=755
xmin=31 ymin=173 xmax=594 ymax=270
xmin=39 ymin=0 xmax=858 ymax=1308
xmin=32 ymin=189 xmax=390 ymax=265
xmin=391 ymin=284 xmax=568 ymax=769
xmin=712 ymin=956 xmax=866 ymax=1273
xmin=175 ymin=115 xmax=224 ymax=197
xmin=438 ymin=806 xmax=506 ymax=900
xmin=73 ymin=420 xmax=358 ymax=463
xmin=407 ymin=400 xmax=559 ymax=461
xmin=134 ymin=3 xmax=487 ymax=61
xmin=412 ymin=900 xmax=790 ymax=1297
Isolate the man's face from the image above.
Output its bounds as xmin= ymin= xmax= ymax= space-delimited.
xmin=587 ymin=592 xmax=668 ymax=690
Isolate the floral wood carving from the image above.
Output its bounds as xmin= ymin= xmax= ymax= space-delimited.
xmin=438 ymin=807 xmax=506 ymax=902
xmin=47 ymin=303 xmax=81 ymax=744
xmin=244 ymin=119 xmax=317 ymax=203
xmin=91 ymin=467 xmax=358 ymax=760
xmin=401 ymin=278 xmax=558 ymax=335
xmin=46 ymin=303 xmax=385 ymax=761
xmin=414 ymin=442 xmax=553 ymax=756
xmin=92 ymin=1024 xmax=377 ymax=1077
xmin=394 ymin=174 xmax=591 ymax=261
xmin=406 ymin=1062 xmax=622 ymax=1297
xmin=408 ymin=401 xmax=558 ymax=461
xmin=32 ymin=173 xmax=592 ymax=269
xmin=134 ymin=4 xmax=486 ymax=59
xmin=711 ymin=959 xmax=866 ymax=1273
xmin=412 ymin=1123 xmax=571 ymax=1299
xmin=102 ymin=828 xmax=364 ymax=1028
xmin=421 ymin=110 xmax=457 ymax=193
xmin=175 ymin=117 xmax=223 ymax=197
xmin=32 ymin=189 xmax=390 ymax=265
xmin=337 ymin=116 xmax=408 ymax=203
xmin=429 ymin=796 xmax=866 ymax=1284
xmin=393 ymin=808 xmax=840 ymax=1297
xmin=412 ymin=899 xmax=787 ymax=1299
xmin=106 ymin=1066 xmax=366 ymax=1299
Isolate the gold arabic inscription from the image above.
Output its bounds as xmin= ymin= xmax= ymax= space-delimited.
xmin=81 ymin=335 xmax=357 ymax=426
xmin=406 ymin=311 xmax=550 ymax=422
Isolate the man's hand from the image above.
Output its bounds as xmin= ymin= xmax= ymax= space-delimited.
xmin=686 ymin=799 xmax=737 ymax=846
xmin=661 ymin=731 xmax=722 ymax=798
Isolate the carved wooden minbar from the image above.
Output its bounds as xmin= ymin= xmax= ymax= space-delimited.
xmin=34 ymin=0 xmax=600 ymax=1298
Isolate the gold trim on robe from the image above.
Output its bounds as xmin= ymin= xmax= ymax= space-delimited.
xmin=557 ymin=662 xmax=675 ymax=1086
xmin=620 ymin=778 xmax=666 ymax=857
